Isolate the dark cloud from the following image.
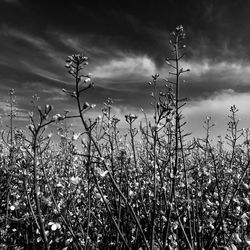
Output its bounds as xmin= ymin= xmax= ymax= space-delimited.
xmin=1 ymin=0 xmax=20 ymax=4
xmin=1 ymin=0 xmax=250 ymax=137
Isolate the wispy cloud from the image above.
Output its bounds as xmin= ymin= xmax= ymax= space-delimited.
xmin=1 ymin=25 xmax=46 ymax=48
xmin=0 ymin=25 xmax=67 ymax=68
xmin=92 ymin=55 xmax=156 ymax=80
xmin=182 ymin=59 xmax=250 ymax=82
xmin=20 ymin=61 xmax=69 ymax=85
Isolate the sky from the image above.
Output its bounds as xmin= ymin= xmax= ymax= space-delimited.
xmin=1 ymin=0 xmax=250 ymax=140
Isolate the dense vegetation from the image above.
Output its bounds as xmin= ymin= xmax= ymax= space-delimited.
xmin=0 ymin=26 xmax=249 ymax=250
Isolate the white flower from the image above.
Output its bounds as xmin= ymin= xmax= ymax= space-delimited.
xmin=56 ymin=182 xmax=63 ymax=188
xmin=242 ymin=182 xmax=249 ymax=189
xmin=52 ymin=223 xmax=61 ymax=231
xmin=65 ymin=62 xmax=72 ymax=68
xmin=129 ymin=190 xmax=134 ymax=197
xmin=206 ymin=199 xmax=213 ymax=206
xmin=243 ymin=197 xmax=250 ymax=205
xmin=84 ymin=77 xmax=91 ymax=83
xmin=10 ymin=205 xmax=15 ymax=211
xmin=245 ymin=236 xmax=250 ymax=246
xmin=65 ymin=237 xmax=73 ymax=245
xmin=52 ymin=114 xmax=64 ymax=122
xmin=70 ymin=176 xmax=81 ymax=185
xmin=47 ymin=133 xmax=53 ymax=138
xmin=95 ymin=193 xmax=102 ymax=199
xmin=99 ymin=170 xmax=108 ymax=178
xmin=234 ymin=233 xmax=242 ymax=243
xmin=72 ymin=133 xmax=81 ymax=141
xmin=53 ymin=114 xmax=60 ymax=121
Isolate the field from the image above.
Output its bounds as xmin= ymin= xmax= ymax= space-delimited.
xmin=0 ymin=26 xmax=250 ymax=250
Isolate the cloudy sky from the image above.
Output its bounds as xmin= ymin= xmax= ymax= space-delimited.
xmin=1 ymin=0 xmax=250 ymax=139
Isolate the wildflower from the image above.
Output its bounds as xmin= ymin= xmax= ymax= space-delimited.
xmin=233 ymin=233 xmax=242 ymax=243
xmin=129 ymin=190 xmax=134 ymax=197
xmin=206 ymin=199 xmax=213 ymax=207
xmin=65 ymin=63 xmax=72 ymax=69
xmin=125 ymin=114 xmax=138 ymax=123
xmin=243 ymin=197 xmax=250 ymax=205
xmin=95 ymin=193 xmax=108 ymax=203
xmin=66 ymin=56 xmax=73 ymax=63
xmin=96 ymin=115 xmax=102 ymax=122
xmin=70 ymin=176 xmax=81 ymax=185
xmin=95 ymin=193 xmax=102 ymax=199
xmin=245 ymin=236 xmax=250 ymax=246
xmin=48 ymin=222 xmax=61 ymax=231
xmin=71 ymin=91 xmax=77 ymax=98
xmin=176 ymin=25 xmax=183 ymax=32
xmin=45 ymin=104 xmax=52 ymax=114
xmin=47 ymin=133 xmax=53 ymax=138
xmin=72 ymin=133 xmax=81 ymax=141
xmin=84 ymin=77 xmax=91 ymax=83
xmin=52 ymin=114 xmax=65 ymax=122
xmin=99 ymin=170 xmax=108 ymax=178
xmin=241 ymin=182 xmax=249 ymax=189
xmin=65 ymin=237 xmax=73 ymax=245
xmin=56 ymin=182 xmax=63 ymax=188
xmin=10 ymin=205 xmax=15 ymax=211
xmin=9 ymin=88 xmax=15 ymax=95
